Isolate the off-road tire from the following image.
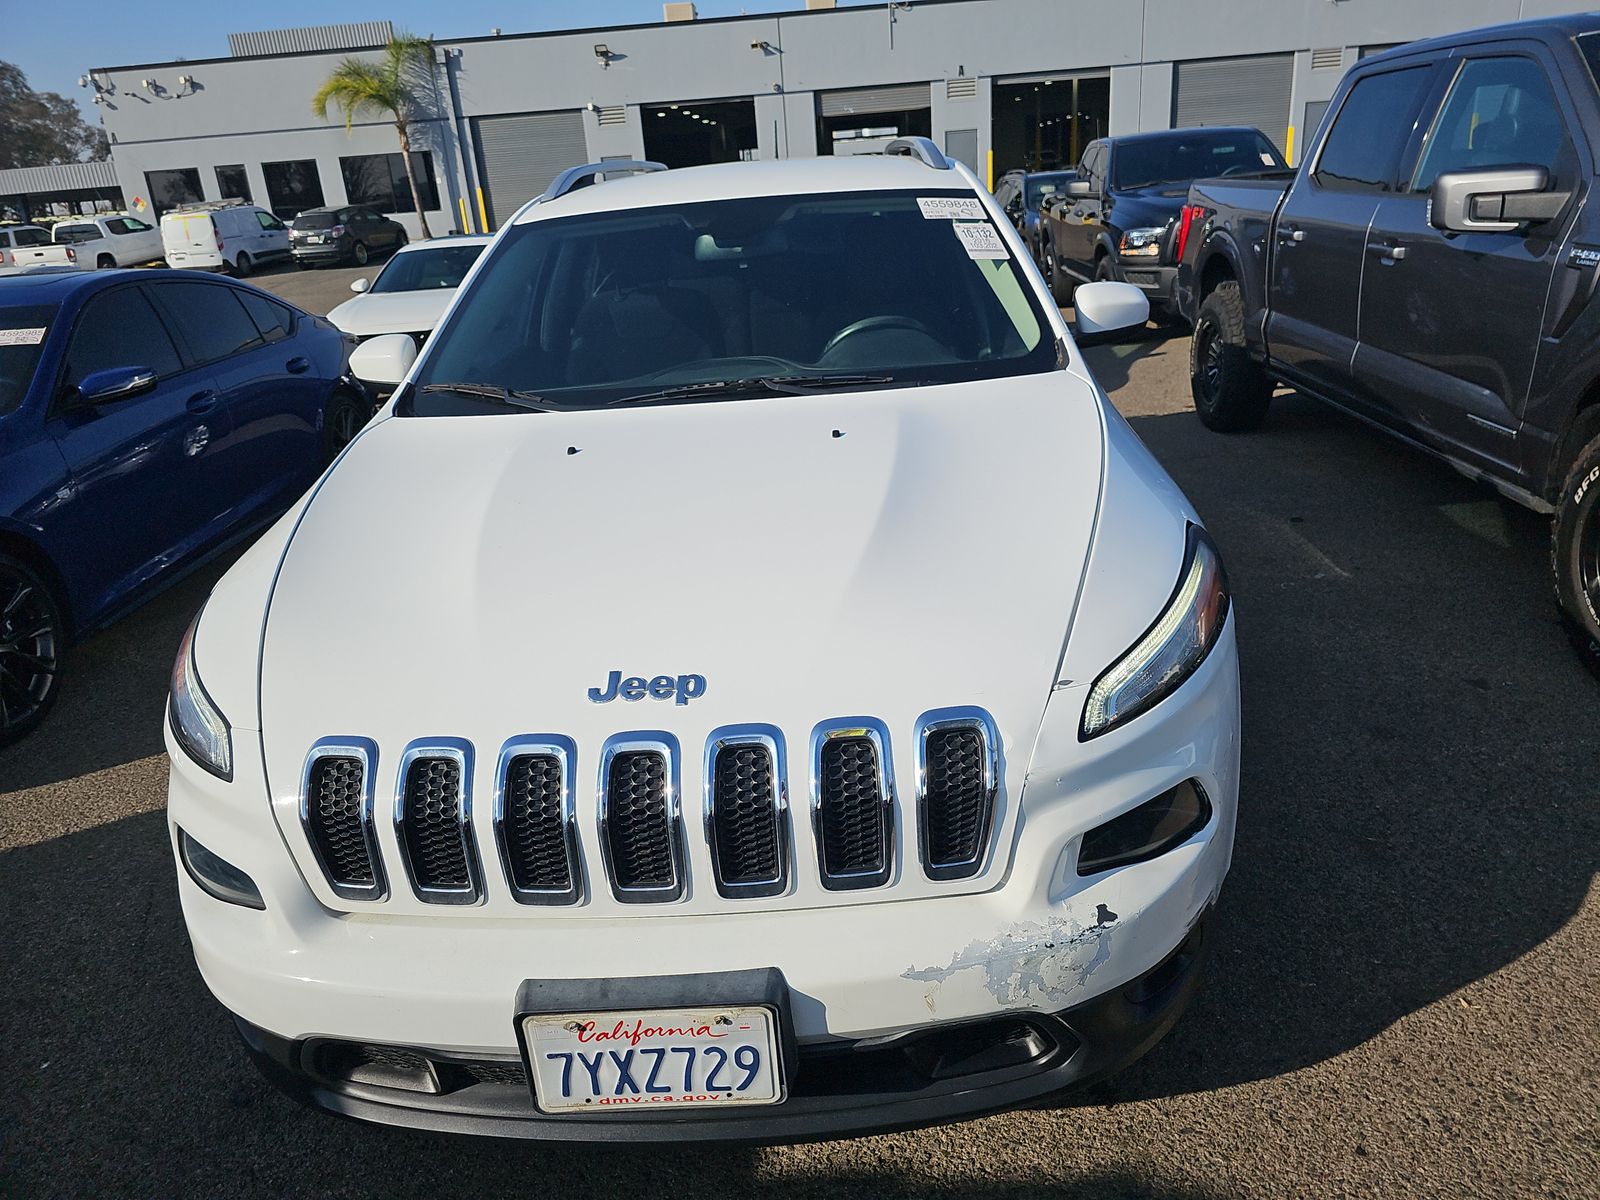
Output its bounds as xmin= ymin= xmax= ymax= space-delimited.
xmin=1190 ymin=281 xmax=1272 ymax=432
xmin=1552 ymin=429 xmax=1600 ymax=678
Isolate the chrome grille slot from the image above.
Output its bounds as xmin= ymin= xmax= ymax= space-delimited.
xmin=394 ymin=740 xmax=482 ymax=904
xmin=301 ymin=739 xmax=385 ymax=902
xmin=494 ymin=736 xmax=580 ymax=905
xmin=598 ymin=733 xmax=683 ymax=903
xmin=811 ymin=719 xmax=894 ymax=890
xmin=915 ymin=708 xmax=999 ymax=881
xmin=705 ymin=726 xmax=788 ymax=899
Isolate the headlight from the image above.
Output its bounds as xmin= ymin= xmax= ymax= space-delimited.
xmin=1118 ymin=226 xmax=1165 ymax=258
xmin=1080 ymin=526 xmax=1229 ymax=740
xmin=169 ymin=609 xmax=232 ymax=780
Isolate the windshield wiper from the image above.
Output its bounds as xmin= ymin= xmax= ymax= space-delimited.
xmin=608 ymin=373 xmax=896 ymax=407
xmin=419 ymin=382 xmax=560 ymax=412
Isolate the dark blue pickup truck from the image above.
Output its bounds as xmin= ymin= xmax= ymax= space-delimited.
xmin=1176 ymin=12 xmax=1600 ymax=670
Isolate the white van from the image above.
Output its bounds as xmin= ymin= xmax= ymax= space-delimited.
xmin=161 ymin=201 xmax=290 ymax=276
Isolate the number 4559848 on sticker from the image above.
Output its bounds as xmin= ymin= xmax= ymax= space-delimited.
xmin=523 ymin=1006 xmax=784 ymax=1113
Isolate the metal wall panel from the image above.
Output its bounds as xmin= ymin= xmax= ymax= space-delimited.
xmin=228 ymin=22 xmax=393 ymax=57
xmin=1173 ymin=54 xmax=1294 ymax=149
xmin=0 ymin=160 xmax=120 ymax=193
xmin=474 ymin=111 xmax=588 ymax=229
xmin=818 ymin=83 xmax=931 ymax=117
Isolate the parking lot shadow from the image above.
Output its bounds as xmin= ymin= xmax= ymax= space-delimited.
xmin=1069 ymin=394 xmax=1600 ymax=1103
xmin=0 ymin=562 xmax=226 ymax=795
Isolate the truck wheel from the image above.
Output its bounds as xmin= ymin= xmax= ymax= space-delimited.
xmin=1094 ymin=256 xmax=1115 ymax=283
xmin=96 ymin=254 xmax=115 ymax=270
xmin=233 ymin=252 xmax=252 ymax=278
xmin=0 ymin=554 xmax=64 ymax=747
xmin=1043 ymin=239 xmax=1072 ymax=305
xmin=1552 ymin=429 xmax=1600 ymax=678
xmin=1190 ymin=281 xmax=1272 ymax=432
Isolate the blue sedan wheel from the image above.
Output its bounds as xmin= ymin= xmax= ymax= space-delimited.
xmin=0 ymin=556 xmax=62 ymax=746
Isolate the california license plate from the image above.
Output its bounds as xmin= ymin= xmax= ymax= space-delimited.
xmin=522 ymin=1005 xmax=783 ymax=1113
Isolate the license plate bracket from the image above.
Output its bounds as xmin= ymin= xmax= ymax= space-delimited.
xmin=515 ymin=968 xmax=797 ymax=1117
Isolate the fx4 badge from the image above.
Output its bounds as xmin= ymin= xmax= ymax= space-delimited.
xmin=588 ymin=670 xmax=707 ymax=706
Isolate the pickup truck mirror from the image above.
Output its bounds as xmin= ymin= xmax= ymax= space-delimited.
xmin=1065 ymin=179 xmax=1092 ymax=198
xmin=74 ymin=365 xmax=157 ymax=405
xmin=1430 ymin=166 xmax=1570 ymax=234
xmin=1072 ymin=280 xmax=1149 ymax=345
xmin=348 ymin=332 xmax=417 ymax=387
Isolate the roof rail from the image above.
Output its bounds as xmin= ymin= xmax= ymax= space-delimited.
xmin=884 ymin=136 xmax=952 ymax=170
xmin=172 ymin=198 xmax=251 ymax=213
xmin=540 ymin=160 xmax=669 ymax=203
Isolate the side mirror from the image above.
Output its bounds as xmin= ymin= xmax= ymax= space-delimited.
xmin=75 ymin=365 xmax=157 ymax=405
xmin=1430 ymin=166 xmax=1570 ymax=234
xmin=1065 ymin=179 xmax=1092 ymax=198
xmin=350 ymin=277 xmax=371 ymax=294
xmin=348 ymin=332 xmax=417 ymax=387
xmin=1071 ymin=281 xmax=1149 ymax=344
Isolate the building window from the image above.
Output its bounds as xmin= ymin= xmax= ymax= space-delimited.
xmin=215 ymin=164 xmax=253 ymax=203
xmin=144 ymin=168 xmax=204 ymax=217
xmin=339 ymin=152 xmax=439 ymax=214
xmin=262 ymin=159 xmax=326 ymax=220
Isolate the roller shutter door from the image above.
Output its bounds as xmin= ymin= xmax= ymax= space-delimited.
xmin=1173 ymin=54 xmax=1293 ymax=151
xmin=818 ymin=83 xmax=931 ymax=117
xmin=474 ymin=110 xmax=588 ymax=229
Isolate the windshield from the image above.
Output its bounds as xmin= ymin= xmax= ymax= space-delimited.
xmin=0 ymin=304 xmax=55 ymax=416
xmin=53 ymin=224 xmax=100 ymax=244
xmin=371 ymin=243 xmax=486 ymax=294
xmin=1025 ymin=172 xmax=1075 ymax=208
xmin=1114 ymin=131 xmax=1286 ymax=190
xmin=405 ymin=188 xmax=1057 ymax=415
xmin=293 ymin=212 xmax=339 ymax=230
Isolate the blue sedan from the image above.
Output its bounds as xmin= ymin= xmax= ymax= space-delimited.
xmin=0 ymin=269 xmax=367 ymax=744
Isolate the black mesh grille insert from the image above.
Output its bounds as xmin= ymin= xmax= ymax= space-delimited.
xmin=817 ymin=736 xmax=886 ymax=880
xmin=306 ymin=756 xmax=375 ymax=888
xmin=501 ymin=754 xmax=573 ymax=896
xmin=400 ymin=756 xmax=472 ymax=892
xmin=711 ymin=743 xmax=780 ymax=889
xmin=604 ymin=750 xmax=675 ymax=892
xmin=922 ymin=727 xmax=990 ymax=872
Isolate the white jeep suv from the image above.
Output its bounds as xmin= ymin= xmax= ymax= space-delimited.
xmin=166 ymin=141 xmax=1240 ymax=1142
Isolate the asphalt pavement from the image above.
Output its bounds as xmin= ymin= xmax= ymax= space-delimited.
xmin=1 ymin=269 xmax=1595 ymax=1199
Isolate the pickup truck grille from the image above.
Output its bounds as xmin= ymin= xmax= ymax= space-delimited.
xmin=297 ymin=711 xmax=1000 ymax=908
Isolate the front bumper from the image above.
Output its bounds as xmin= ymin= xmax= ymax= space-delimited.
xmin=234 ymin=909 xmax=1208 ymax=1142
xmin=169 ymin=620 xmax=1239 ymax=1140
xmin=1112 ymin=261 xmax=1179 ymax=308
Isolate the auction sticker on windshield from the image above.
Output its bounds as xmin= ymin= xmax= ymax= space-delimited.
xmin=952 ymin=222 xmax=1009 ymax=259
xmin=0 ymin=328 xmax=46 ymax=346
xmin=523 ymin=1005 xmax=783 ymax=1113
xmin=918 ymin=196 xmax=986 ymax=220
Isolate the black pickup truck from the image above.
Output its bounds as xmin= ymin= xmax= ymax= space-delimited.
xmin=1039 ymin=127 xmax=1287 ymax=320
xmin=1176 ymin=13 xmax=1600 ymax=669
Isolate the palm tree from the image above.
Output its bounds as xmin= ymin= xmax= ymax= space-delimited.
xmin=312 ymin=34 xmax=436 ymax=238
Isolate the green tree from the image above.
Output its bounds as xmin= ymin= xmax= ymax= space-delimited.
xmin=311 ymin=34 xmax=438 ymax=238
xmin=0 ymin=61 xmax=108 ymax=170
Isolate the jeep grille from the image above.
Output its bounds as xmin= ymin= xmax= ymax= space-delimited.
xmin=707 ymin=730 xmax=787 ymax=898
xmin=395 ymin=745 xmax=482 ymax=904
xmin=598 ymin=739 xmax=683 ymax=903
xmin=917 ymin=713 xmax=998 ymax=880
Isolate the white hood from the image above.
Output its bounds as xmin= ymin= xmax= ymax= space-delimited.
xmin=258 ymin=372 xmax=1108 ymax=910
xmin=326 ymin=289 xmax=455 ymax=337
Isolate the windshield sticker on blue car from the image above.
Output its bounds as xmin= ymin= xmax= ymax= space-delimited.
xmin=918 ymin=196 xmax=986 ymax=220
xmin=952 ymin=222 xmax=1009 ymax=260
xmin=0 ymin=328 xmax=46 ymax=346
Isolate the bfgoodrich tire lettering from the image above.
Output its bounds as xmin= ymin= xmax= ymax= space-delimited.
xmin=1552 ymin=431 xmax=1600 ymax=677
xmin=1190 ymin=281 xmax=1272 ymax=432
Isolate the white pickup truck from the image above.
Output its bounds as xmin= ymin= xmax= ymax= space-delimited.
xmin=0 ymin=224 xmax=80 ymax=275
xmin=51 ymin=213 xmax=165 ymax=269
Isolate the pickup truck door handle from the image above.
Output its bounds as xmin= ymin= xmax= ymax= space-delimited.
xmin=1369 ymin=242 xmax=1408 ymax=261
xmin=1278 ymin=228 xmax=1305 ymax=244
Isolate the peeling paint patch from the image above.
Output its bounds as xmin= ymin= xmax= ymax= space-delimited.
xmin=902 ymin=910 xmax=1118 ymax=1007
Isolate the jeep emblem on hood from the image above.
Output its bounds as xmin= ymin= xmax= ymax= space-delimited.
xmin=587 ymin=671 xmax=707 ymax=706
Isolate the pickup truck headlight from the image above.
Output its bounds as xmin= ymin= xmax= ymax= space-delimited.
xmin=1080 ymin=526 xmax=1229 ymax=739
xmin=1118 ymin=227 xmax=1165 ymax=258
xmin=169 ymin=610 xmax=232 ymax=780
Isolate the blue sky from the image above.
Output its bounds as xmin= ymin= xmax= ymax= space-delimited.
xmin=8 ymin=1 xmax=874 ymax=122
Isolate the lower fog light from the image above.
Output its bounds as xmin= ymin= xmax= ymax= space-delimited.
xmin=178 ymin=828 xmax=266 ymax=909
xmin=1077 ymin=780 xmax=1211 ymax=876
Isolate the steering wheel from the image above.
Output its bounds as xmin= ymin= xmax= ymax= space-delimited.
xmin=821 ymin=315 xmax=935 ymax=358
xmin=1219 ymin=164 xmax=1254 ymax=178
